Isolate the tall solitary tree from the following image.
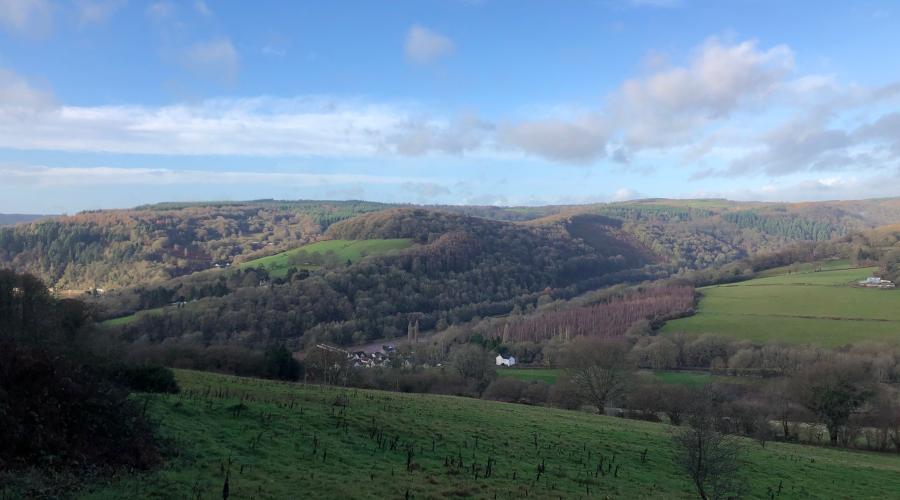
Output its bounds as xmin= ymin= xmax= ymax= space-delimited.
xmin=562 ymin=337 xmax=634 ymax=413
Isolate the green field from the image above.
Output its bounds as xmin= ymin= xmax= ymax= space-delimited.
xmin=663 ymin=266 xmax=900 ymax=346
xmin=237 ymin=238 xmax=414 ymax=278
xmin=497 ymin=368 xmax=562 ymax=384
xmin=99 ymin=306 xmax=165 ymax=328
xmin=499 ymin=368 xmax=742 ymax=387
xmin=77 ymin=370 xmax=900 ymax=499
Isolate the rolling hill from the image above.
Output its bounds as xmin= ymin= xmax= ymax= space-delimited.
xmin=5 ymin=197 xmax=900 ymax=292
xmin=0 ymin=213 xmax=51 ymax=226
xmin=105 ymin=208 xmax=655 ymax=349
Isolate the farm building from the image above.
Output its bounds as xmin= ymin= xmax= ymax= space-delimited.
xmin=859 ymin=276 xmax=895 ymax=288
xmin=495 ymin=355 xmax=517 ymax=367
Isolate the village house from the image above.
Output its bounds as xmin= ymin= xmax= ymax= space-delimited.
xmin=495 ymin=354 xmax=516 ymax=367
xmin=859 ymin=276 xmax=896 ymax=288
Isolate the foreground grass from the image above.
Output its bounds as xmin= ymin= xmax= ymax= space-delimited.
xmin=81 ymin=370 xmax=900 ymax=499
xmin=663 ymin=266 xmax=900 ymax=347
xmin=236 ymin=238 xmax=413 ymax=278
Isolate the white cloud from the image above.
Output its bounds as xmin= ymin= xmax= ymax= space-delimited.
xmin=0 ymin=74 xmax=478 ymax=158
xmin=184 ymin=38 xmax=240 ymax=81
xmin=499 ymin=115 xmax=607 ymax=163
xmin=716 ymin=171 xmax=900 ymax=202
xmin=0 ymin=0 xmax=52 ymax=36
xmin=612 ymin=37 xmax=794 ymax=148
xmin=404 ymin=24 xmax=455 ymax=64
xmin=0 ymin=68 xmax=55 ymax=112
xmin=727 ymin=114 xmax=855 ymax=175
xmin=387 ymin=114 xmax=492 ymax=156
xmin=612 ymin=187 xmax=642 ymax=201
xmin=75 ymin=0 xmax=125 ymax=25
xmin=0 ymin=165 xmax=423 ymax=187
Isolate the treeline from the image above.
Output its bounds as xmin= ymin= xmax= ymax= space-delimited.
xmin=496 ymin=286 xmax=694 ymax=343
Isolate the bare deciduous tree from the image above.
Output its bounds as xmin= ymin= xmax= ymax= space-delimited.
xmin=672 ymin=393 xmax=746 ymax=500
xmin=563 ymin=337 xmax=634 ymax=413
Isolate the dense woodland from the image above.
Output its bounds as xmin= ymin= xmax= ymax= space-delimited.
xmin=115 ymin=209 xmax=651 ymax=350
xmin=0 ymin=201 xmax=398 ymax=290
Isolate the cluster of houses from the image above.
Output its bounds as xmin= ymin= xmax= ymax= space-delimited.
xmin=349 ymin=349 xmax=392 ymax=368
xmin=859 ymin=276 xmax=896 ymax=289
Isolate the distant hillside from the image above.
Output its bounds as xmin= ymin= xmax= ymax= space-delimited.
xmin=0 ymin=201 xmax=388 ymax=289
xmin=5 ymin=197 xmax=900 ymax=291
xmin=0 ymin=214 xmax=50 ymax=226
xmin=108 ymin=208 xmax=657 ymax=348
xmin=528 ymin=198 xmax=900 ymax=270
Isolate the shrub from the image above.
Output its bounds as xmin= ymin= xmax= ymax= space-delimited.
xmin=106 ymin=364 xmax=180 ymax=394
xmin=547 ymin=376 xmax=582 ymax=410
xmin=0 ymin=343 xmax=160 ymax=472
xmin=482 ymin=378 xmax=527 ymax=403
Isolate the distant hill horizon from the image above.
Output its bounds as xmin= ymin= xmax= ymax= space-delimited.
xmin=0 ymin=214 xmax=53 ymax=226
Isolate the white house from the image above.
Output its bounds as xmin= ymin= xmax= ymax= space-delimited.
xmin=495 ymin=354 xmax=516 ymax=367
xmin=859 ymin=276 xmax=896 ymax=288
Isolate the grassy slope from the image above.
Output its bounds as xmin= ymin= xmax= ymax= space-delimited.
xmin=498 ymin=368 xmax=743 ymax=387
xmin=82 ymin=370 xmax=900 ymax=499
xmin=237 ymin=238 xmax=413 ymax=278
xmin=100 ymin=307 xmax=165 ymax=327
xmin=663 ymin=266 xmax=900 ymax=347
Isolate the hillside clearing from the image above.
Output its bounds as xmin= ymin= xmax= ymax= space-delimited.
xmin=662 ymin=266 xmax=900 ymax=347
xmin=237 ymin=238 xmax=413 ymax=278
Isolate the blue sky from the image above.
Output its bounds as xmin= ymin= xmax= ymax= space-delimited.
xmin=1 ymin=0 xmax=900 ymax=213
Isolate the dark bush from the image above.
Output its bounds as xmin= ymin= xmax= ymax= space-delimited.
xmin=263 ymin=344 xmax=303 ymax=381
xmin=106 ymin=364 xmax=180 ymax=394
xmin=482 ymin=378 xmax=527 ymax=403
xmin=0 ymin=343 xmax=160 ymax=472
xmin=520 ymin=381 xmax=550 ymax=405
xmin=547 ymin=376 xmax=582 ymax=410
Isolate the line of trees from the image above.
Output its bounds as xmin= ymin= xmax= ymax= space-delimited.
xmin=497 ymin=286 xmax=695 ymax=343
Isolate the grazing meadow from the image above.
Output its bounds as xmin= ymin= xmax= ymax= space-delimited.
xmin=81 ymin=370 xmax=900 ymax=499
xmin=236 ymin=238 xmax=414 ymax=278
xmin=662 ymin=266 xmax=900 ymax=347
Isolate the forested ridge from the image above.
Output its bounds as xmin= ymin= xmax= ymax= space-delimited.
xmin=5 ymin=197 xmax=900 ymax=358
xmin=0 ymin=201 xmax=389 ymax=289
xmin=114 ymin=208 xmax=653 ymax=350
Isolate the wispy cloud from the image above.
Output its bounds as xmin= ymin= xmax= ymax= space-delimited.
xmin=145 ymin=1 xmax=173 ymax=21
xmin=0 ymin=165 xmax=425 ymax=187
xmin=0 ymin=0 xmax=52 ymax=37
xmin=183 ymin=38 xmax=240 ymax=82
xmin=404 ymin=24 xmax=455 ymax=64
xmin=75 ymin=0 xmax=126 ymax=26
